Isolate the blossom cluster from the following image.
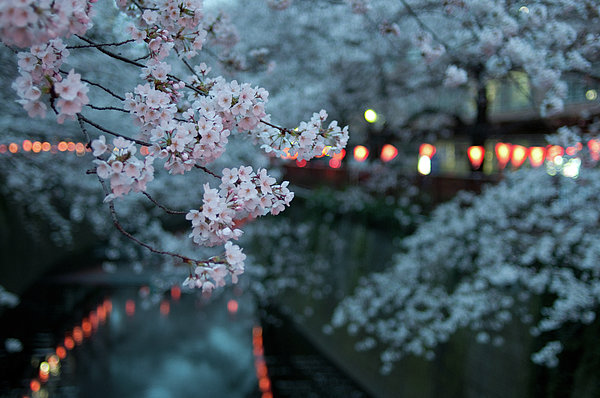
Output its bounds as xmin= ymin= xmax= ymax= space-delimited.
xmin=12 ymin=39 xmax=89 ymax=122
xmin=119 ymin=0 xmax=238 ymax=60
xmin=257 ymin=110 xmax=349 ymax=161
xmin=182 ymin=241 xmax=246 ymax=293
xmin=92 ymin=136 xmax=155 ymax=199
xmin=0 ymin=0 xmax=94 ymax=48
xmin=186 ymin=166 xmax=294 ymax=247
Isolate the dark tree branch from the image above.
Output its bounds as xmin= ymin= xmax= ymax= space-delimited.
xmin=68 ymin=39 xmax=134 ymax=49
xmin=143 ymin=191 xmax=189 ymax=215
xmin=86 ymin=104 xmax=129 ymax=112
xmin=78 ymin=114 xmax=151 ymax=146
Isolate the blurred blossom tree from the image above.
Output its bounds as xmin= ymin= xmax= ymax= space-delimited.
xmin=331 ymin=125 xmax=600 ymax=374
xmin=252 ymin=0 xmax=600 ymax=145
xmin=0 ymin=0 xmax=349 ymax=293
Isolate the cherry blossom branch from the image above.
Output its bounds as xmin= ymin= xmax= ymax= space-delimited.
xmin=130 ymin=0 xmax=158 ymax=11
xmin=260 ymin=119 xmax=297 ymax=135
xmin=142 ymin=191 xmax=189 ymax=215
xmin=75 ymin=36 xmax=209 ymax=97
xmin=67 ymin=39 xmax=134 ymax=49
xmin=102 ymin=182 xmax=199 ymax=264
xmin=78 ymin=114 xmax=204 ymax=265
xmin=76 ymin=35 xmax=146 ymax=68
xmin=79 ymin=115 xmax=220 ymax=179
xmin=65 ymin=72 xmax=125 ymax=101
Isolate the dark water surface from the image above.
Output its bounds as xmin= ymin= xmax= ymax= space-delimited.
xmin=0 ymin=268 xmax=258 ymax=398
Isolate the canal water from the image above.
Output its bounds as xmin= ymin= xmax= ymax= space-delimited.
xmin=0 ymin=267 xmax=259 ymax=398
xmin=0 ymin=266 xmax=371 ymax=398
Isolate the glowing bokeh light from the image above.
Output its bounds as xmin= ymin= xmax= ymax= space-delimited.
xmin=22 ymin=140 xmax=32 ymax=152
xmin=56 ymin=346 xmax=67 ymax=359
xmin=380 ymin=144 xmax=398 ymax=162
xmin=546 ymin=145 xmax=564 ymax=161
xmin=529 ymin=146 xmax=546 ymax=168
xmin=565 ymin=142 xmax=582 ymax=156
xmin=562 ymin=157 xmax=581 ymax=178
xmin=32 ymin=141 xmax=42 ymax=153
xmin=73 ymin=327 xmax=83 ymax=344
xmin=495 ymin=142 xmax=511 ymax=169
xmin=0 ymin=144 xmax=6 ymax=153
xmin=259 ymin=377 xmax=271 ymax=391
xmin=364 ymin=109 xmax=378 ymax=123
xmin=586 ymin=89 xmax=598 ymax=101
xmin=160 ymin=300 xmax=170 ymax=316
xmin=227 ymin=299 xmax=239 ymax=314
xmin=58 ymin=142 xmax=68 ymax=152
xmin=39 ymin=362 xmax=50 ymax=376
xmin=329 ymin=158 xmax=342 ymax=168
xmin=418 ymin=143 xmax=436 ymax=158
xmin=75 ymin=143 xmax=85 ymax=155
xmin=353 ymin=145 xmax=369 ymax=162
xmin=511 ymin=145 xmax=528 ymax=168
xmin=171 ymin=285 xmax=181 ymax=301
xmin=64 ymin=336 xmax=75 ymax=350
xmin=42 ymin=142 xmax=51 ymax=152
xmin=67 ymin=142 xmax=76 ymax=152
xmin=331 ymin=148 xmax=346 ymax=160
xmin=30 ymin=380 xmax=40 ymax=392
xmin=82 ymin=319 xmax=92 ymax=337
xmin=9 ymin=143 xmax=18 ymax=153
xmin=467 ymin=146 xmax=484 ymax=170
xmin=126 ymin=299 xmax=135 ymax=316
xmin=417 ymin=155 xmax=431 ymax=175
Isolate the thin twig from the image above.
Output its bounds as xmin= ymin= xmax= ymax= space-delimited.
xmin=77 ymin=36 xmax=207 ymax=97
xmin=194 ymin=164 xmax=220 ymax=179
xmin=133 ymin=53 xmax=151 ymax=61
xmin=86 ymin=104 xmax=129 ymax=112
xmin=76 ymin=35 xmax=146 ymax=68
xmin=67 ymin=72 xmax=126 ymax=101
xmin=143 ymin=191 xmax=189 ymax=215
xmin=260 ymin=119 xmax=294 ymax=134
xmin=79 ymin=114 xmax=151 ymax=146
xmin=101 ymin=180 xmax=199 ymax=264
xmin=67 ymin=39 xmax=134 ymax=49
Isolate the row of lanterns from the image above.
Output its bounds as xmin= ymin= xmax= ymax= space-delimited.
xmin=418 ymin=140 xmax=598 ymax=175
xmin=467 ymin=141 xmax=592 ymax=170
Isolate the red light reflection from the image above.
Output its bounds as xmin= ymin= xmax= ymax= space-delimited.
xmin=126 ymin=299 xmax=135 ymax=316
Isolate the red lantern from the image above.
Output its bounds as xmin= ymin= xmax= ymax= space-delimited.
xmin=529 ymin=146 xmax=546 ymax=168
xmin=419 ymin=143 xmax=436 ymax=158
xmin=495 ymin=142 xmax=512 ymax=170
xmin=353 ymin=145 xmax=369 ymax=162
xmin=380 ymin=144 xmax=398 ymax=162
xmin=546 ymin=145 xmax=564 ymax=162
xmin=467 ymin=146 xmax=484 ymax=170
xmin=511 ymin=145 xmax=528 ymax=168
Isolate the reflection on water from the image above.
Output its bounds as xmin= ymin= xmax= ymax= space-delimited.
xmin=0 ymin=270 xmax=258 ymax=398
